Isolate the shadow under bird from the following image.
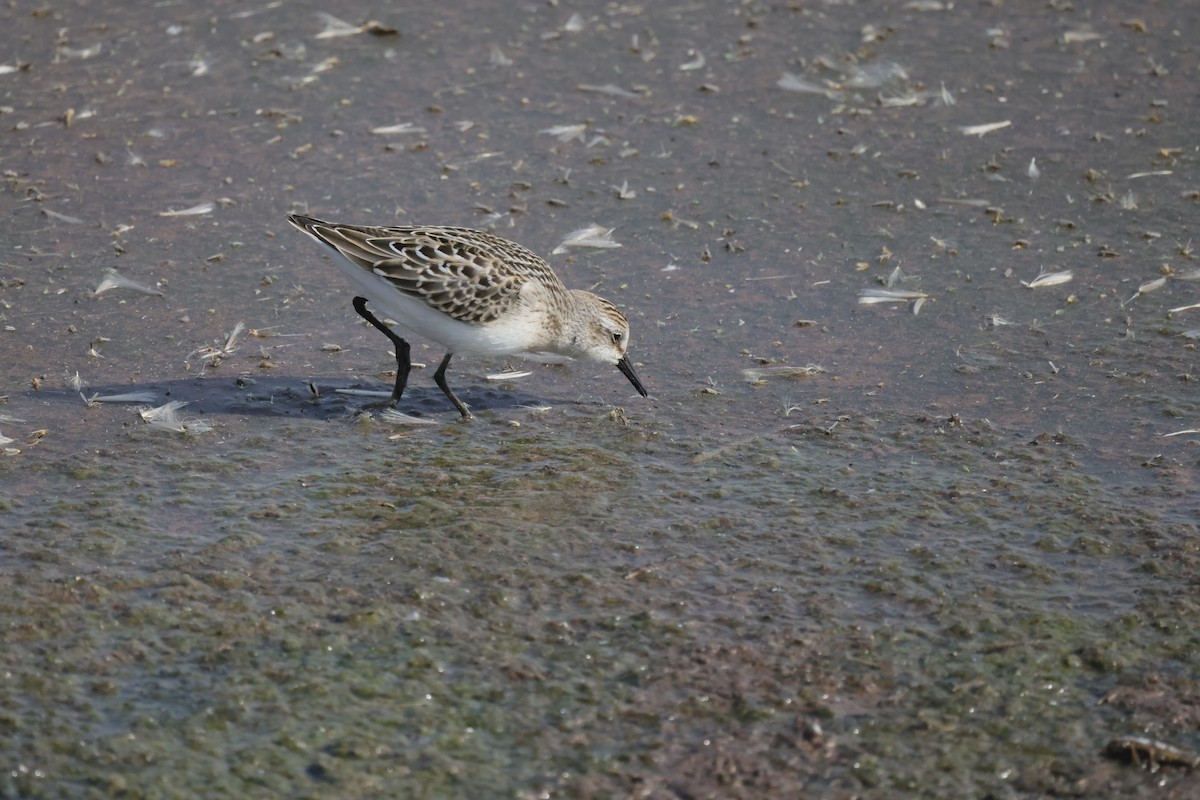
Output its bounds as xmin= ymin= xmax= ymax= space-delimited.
xmin=287 ymin=214 xmax=648 ymax=419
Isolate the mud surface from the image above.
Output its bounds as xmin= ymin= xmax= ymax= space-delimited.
xmin=2 ymin=1 xmax=1198 ymax=797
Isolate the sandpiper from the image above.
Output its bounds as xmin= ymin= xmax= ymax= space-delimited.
xmin=287 ymin=214 xmax=648 ymax=418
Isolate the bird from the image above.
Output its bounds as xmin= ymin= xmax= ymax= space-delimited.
xmin=286 ymin=214 xmax=648 ymax=419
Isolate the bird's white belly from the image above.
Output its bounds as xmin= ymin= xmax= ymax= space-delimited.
xmin=330 ymin=258 xmax=541 ymax=355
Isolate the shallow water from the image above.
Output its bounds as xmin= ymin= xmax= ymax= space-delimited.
xmin=2 ymin=1 xmax=1198 ymax=797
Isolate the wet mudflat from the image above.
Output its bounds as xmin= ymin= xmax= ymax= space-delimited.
xmin=2 ymin=1 xmax=1198 ymax=798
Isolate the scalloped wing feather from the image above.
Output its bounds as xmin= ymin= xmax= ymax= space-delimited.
xmin=309 ymin=222 xmax=561 ymax=324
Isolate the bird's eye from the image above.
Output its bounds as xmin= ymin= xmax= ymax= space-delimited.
xmin=611 ymin=331 xmax=623 ymax=344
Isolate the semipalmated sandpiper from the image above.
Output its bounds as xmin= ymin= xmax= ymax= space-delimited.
xmin=288 ymin=214 xmax=647 ymax=418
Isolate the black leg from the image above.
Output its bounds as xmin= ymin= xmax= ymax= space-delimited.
xmin=433 ymin=352 xmax=472 ymax=419
xmin=352 ymin=296 xmax=411 ymax=405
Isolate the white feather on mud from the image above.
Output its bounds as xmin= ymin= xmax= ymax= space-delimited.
xmin=960 ymin=120 xmax=1011 ymax=137
xmin=94 ymin=269 xmax=164 ymax=297
xmin=369 ymin=122 xmax=426 ymax=136
xmin=1122 ymin=276 xmax=1167 ymax=306
xmin=539 ymin=124 xmax=587 ymax=143
xmin=158 ymin=202 xmax=214 ymax=217
xmin=486 ymin=370 xmax=532 ymax=381
xmin=189 ymin=322 xmax=245 ymax=367
xmin=1021 ymin=269 xmax=1073 ymax=289
xmin=551 ymin=226 xmax=622 ymax=254
xmin=83 ymin=391 xmax=157 ymax=407
xmin=858 ymin=288 xmax=929 ymax=304
xmin=138 ymin=401 xmax=212 ymax=435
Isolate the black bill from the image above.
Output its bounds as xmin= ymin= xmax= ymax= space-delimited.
xmin=617 ymin=356 xmax=648 ymax=397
